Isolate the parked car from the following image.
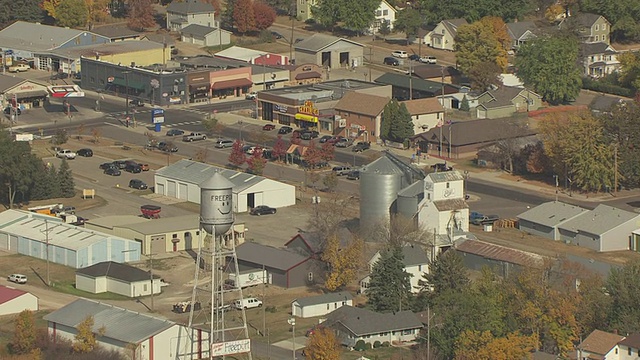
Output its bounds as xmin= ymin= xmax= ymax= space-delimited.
xmin=262 ymin=123 xmax=276 ymax=131
xmin=76 ymin=148 xmax=93 ymax=157
xmin=166 ymin=129 xmax=185 ymax=136
xmin=300 ymin=130 xmax=319 ymax=140
xmin=8 ymin=274 xmax=27 ymax=284
xmin=214 ymin=139 xmax=234 ymax=148
xmin=56 ymin=149 xmax=77 ymax=159
xmin=292 ymin=129 xmax=302 ymax=138
xmin=392 ymin=50 xmax=408 ymax=58
xmin=346 ymin=170 xmax=360 ymax=180
xmin=409 ymin=54 xmax=420 ymax=61
xmin=419 ymin=56 xmax=437 ymax=64
xmin=8 ymin=64 xmax=29 ymax=72
xmin=99 ymin=162 xmax=115 ymax=170
xmin=129 ymin=179 xmax=148 ymax=190
xmin=112 ymin=160 xmax=128 ymax=169
xmin=4 ymin=107 xmax=21 ymax=115
xmin=104 ymin=167 xmax=121 ymax=176
xmin=245 ymin=92 xmax=258 ymax=100
xmin=335 ymin=138 xmax=353 ymax=148
xmin=469 ymin=211 xmax=484 ymax=223
xmin=278 ymin=126 xmax=293 ymax=134
xmin=234 ymin=297 xmax=263 ymax=309
xmin=125 ymin=163 xmax=142 ymax=173
xmin=250 ymin=205 xmax=277 ymax=215
xmin=327 ymin=136 xmax=344 ymax=145
xmin=157 ymin=142 xmax=178 ymax=152
xmin=383 ymin=57 xmax=400 ymax=66
xmin=139 ymin=163 xmax=150 ymax=171
xmin=352 ymin=141 xmax=371 ymax=152
xmin=319 ymin=135 xmax=333 ymax=143
xmin=271 ymin=31 xmax=284 ymax=39
xmin=471 ymin=214 xmax=500 ymax=226
xmin=332 ymin=166 xmax=351 ymax=176
xmin=129 ymin=99 xmax=144 ymax=107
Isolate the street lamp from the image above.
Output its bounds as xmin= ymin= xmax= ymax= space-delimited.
xmin=123 ymin=70 xmax=131 ymax=117
xmin=287 ymin=317 xmax=296 ymax=360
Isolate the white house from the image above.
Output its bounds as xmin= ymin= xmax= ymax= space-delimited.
xmin=324 ymin=305 xmax=423 ymax=348
xmin=0 ymin=285 xmax=38 ymax=316
xmin=402 ymin=97 xmax=445 ymax=134
xmin=577 ymin=329 xmax=624 ymax=360
xmin=45 ymin=298 xmax=212 ymax=360
xmin=360 ymin=244 xmax=430 ymax=294
xmin=368 ymin=0 xmax=396 ymax=34
xmin=166 ymin=0 xmax=217 ymax=31
xmin=417 ymin=171 xmax=470 ymax=248
xmin=75 ymin=261 xmax=162 ymax=298
xmin=291 ymin=292 xmax=353 ymax=318
xmin=581 ymin=42 xmax=620 ymax=78
xmin=426 ymin=18 xmax=468 ymax=51
xmin=154 ymin=159 xmax=296 ymax=213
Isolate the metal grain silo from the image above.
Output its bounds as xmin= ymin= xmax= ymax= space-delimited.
xmin=397 ymin=180 xmax=424 ymax=220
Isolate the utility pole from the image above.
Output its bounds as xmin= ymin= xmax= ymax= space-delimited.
xmin=614 ymin=144 xmax=618 ymax=194
xmin=439 ymin=66 xmax=445 ymax=157
xmin=289 ymin=1 xmax=295 ymax=64
xmin=554 ymin=175 xmax=559 ymax=201
xmin=426 ymin=304 xmax=433 ymax=360
xmin=262 ymin=263 xmax=266 ymax=337
xmin=408 ymin=60 xmax=413 ymax=100
xmin=448 ymin=122 xmax=452 ymax=158
xmin=368 ymin=47 xmax=373 ymax=82
xmin=287 ymin=317 xmax=296 ymax=360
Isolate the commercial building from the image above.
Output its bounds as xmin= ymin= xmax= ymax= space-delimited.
xmin=154 ymin=159 xmax=296 ymax=213
xmin=334 ymin=91 xmax=390 ymax=143
xmin=214 ymin=46 xmax=289 ymax=66
xmin=294 ymin=34 xmax=364 ymax=69
xmin=75 ymin=261 xmax=162 ymax=297
xmin=0 ymin=210 xmax=140 ymax=268
xmin=0 ymin=75 xmax=50 ymax=109
xmin=0 ymin=285 xmax=38 ymax=316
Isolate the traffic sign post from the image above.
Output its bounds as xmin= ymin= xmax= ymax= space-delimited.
xmin=151 ymin=108 xmax=164 ymax=132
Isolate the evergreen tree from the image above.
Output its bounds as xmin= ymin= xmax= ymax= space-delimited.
xmin=57 ymin=159 xmax=75 ymax=198
xmin=47 ymin=164 xmax=61 ymax=199
xmin=420 ymin=250 xmax=469 ymax=296
xmin=382 ymin=99 xmax=414 ymax=143
xmin=460 ymin=95 xmax=470 ymax=111
xmin=366 ymin=245 xmax=412 ymax=312
xmin=378 ymin=19 xmax=391 ymax=36
xmin=30 ymin=162 xmax=53 ymax=201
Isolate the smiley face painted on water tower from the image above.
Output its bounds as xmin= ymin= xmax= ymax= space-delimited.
xmin=211 ymin=193 xmax=232 ymax=215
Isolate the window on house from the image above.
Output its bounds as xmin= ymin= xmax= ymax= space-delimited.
xmin=327 ymin=304 xmax=330 ymax=310
xmin=90 ymin=77 xmax=95 ymax=83
xmin=172 ymin=233 xmax=178 ymax=239
xmin=446 ymin=182 xmax=450 ymax=188
xmin=376 ymin=10 xmax=382 ymax=16
xmin=334 ymin=303 xmax=338 ymax=309
xmin=427 ymin=193 xmax=430 ymax=200
xmin=418 ymin=265 xmax=422 ymax=272
xmin=143 ymin=284 xmax=148 ymax=291
xmin=602 ymin=23 xmax=606 ymax=30
xmin=308 ymin=272 xmax=313 ymax=281
xmin=615 ymin=348 xmax=618 ymax=354
xmin=595 ymin=35 xmax=599 ymax=41
xmin=383 ymin=9 xmax=388 ymax=15
xmin=342 ymin=301 xmax=346 ymax=305
xmin=402 ymin=329 xmax=413 ymax=335
xmin=595 ymin=24 xmax=599 ymax=31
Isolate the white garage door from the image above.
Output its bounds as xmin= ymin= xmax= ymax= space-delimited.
xmin=156 ymin=183 xmax=165 ymax=195
xmin=167 ymin=181 xmax=177 ymax=198
xmin=0 ymin=233 xmax=7 ymax=250
xmin=179 ymin=183 xmax=188 ymax=200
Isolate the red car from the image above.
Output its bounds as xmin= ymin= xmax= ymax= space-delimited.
xmin=327 ymin=136 xmax=344 ymax=144
xmin=263 ymin=124 xmax=276 ymax=131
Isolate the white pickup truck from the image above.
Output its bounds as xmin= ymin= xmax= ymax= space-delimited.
xmin=8 ymin=64 xmax=29 ymax=72
xmin=56 ymin=149 xmax=77 ymax=159
xmin=182 ymin=132 xmax=207 ymax=142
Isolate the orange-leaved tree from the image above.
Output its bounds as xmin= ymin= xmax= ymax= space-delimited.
xmin=305 ymin=326 xmax=341 ymax=360
xmin=322 ymin=233 xmax=364 ymax=291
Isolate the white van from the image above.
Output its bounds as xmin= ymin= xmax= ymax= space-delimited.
xmin=234 ymin=297 xmax=263 ymax=309
xmin=391 ymin=50 xmax=408 ymax=58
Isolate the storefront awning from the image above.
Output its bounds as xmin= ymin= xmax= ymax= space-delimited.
xmin=295 ymin=71 xmax=321 ymax=80
xmin=211 ymin=78 xmax=252 ymax=90
xmin=286 ymin=144 xmax=299 ymax=154
xmin=295 ymin=113 xmax=319 ymax=123
xmin=15 ymin=90 xmax=48 ymax=99
xmin=110 ymin=78 xmax=145 ymax=90
xmin=189 ymin=83 xmax=210 ymax=92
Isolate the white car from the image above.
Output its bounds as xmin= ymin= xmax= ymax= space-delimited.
xmin=8 ymin=274 xmax=27 ymax=284
xmin=56 ymin=149 xmax=77 ymax=159
xmin=245 ymin=92 xmax=257 ymax=100
xmin=392 ymin=50 xmax=408 ymax=58
xmin=8 ymin=64 xmax=29 ymax=72
xmin=419 ymin=56 xmax=437 ymax=64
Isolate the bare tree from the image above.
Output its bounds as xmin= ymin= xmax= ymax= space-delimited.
xmin=494 ymin=119 xmax=531 ymax=173
xmin=306 ymin=193 xmax=356 ymax=247
xmin=366 ymin=214 xmax=432 ymax=249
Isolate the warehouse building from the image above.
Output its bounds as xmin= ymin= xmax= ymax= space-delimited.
xmin=0 ymin=210 xmax=140 ymax=268
xmin=154 ymin=159 xmax=296 ymax=213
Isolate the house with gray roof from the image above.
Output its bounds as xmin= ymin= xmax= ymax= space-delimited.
xmin=154 ymin=159 xmax=295 ymax=213
xmin=426 ymin=18 xmax=468 ymax=51
xmin=517 ymin=201 xmax=589 ymax=241
xmin=0 ymin=21 xmax=109 ymax=72
xmin=361 ymin=244 xmax=431 ymax=294
xmin=580 ymin=42 xmax=620 ymax=78
xmin=557 ymin=204 xmax=640 ymax=252
xmin=166 ymin=0 xmax=217 ymax=32
xmin=76 ymin=261 xmax=162 ymax=297
xmin=291 ymin=291 xmax=353 ymax=318
xmin=374 ymin=72 xmax=459 ymax=101
xmin=323 ymin=305 xmax=423 ymax=347
xmin=285 ymin=228 xmax=354 ymax=257
xmin=294 ymin=34 xmax=364 ymax=69
xmin=506 ymin=21 xmax=538 ymax=49
xmin=44 ymin=298 xmax=208 ymax=360
xmin=560 ymin=13 xmax=611 ymax=44
xmin=475 ymin=85 xmax=542 ymax=119
xmin=180 ymin=24 xmax=231 ymax=47
xmin=234 ymin=242 xmax=325 ymax=288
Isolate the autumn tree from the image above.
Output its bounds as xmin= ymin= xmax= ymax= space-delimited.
xmin=86 ymin=0 xmax=109 ymax=26
xmin=307 ymin=194 xmax=354 ymax=236
xmin=455 ymin=19 xmax=507 ymax=75
xmin=367 ymin=214 xmax=430 ymax=249
xmin=247 ymin=147 xmax=268 ymax=175
xmin=303 ymin=140 xmax=323 ymax=169
xmin=515 ymin=34 xmax=581 ymax=104
xmin=9 ymin=310 xmax=37 ymax=354
xmin=73 ymin=316 xmax=99 ymax=353
xmin=56 ymin=0 xmax=88 ymax=27
xmin=320 ymin=141 xmax=335 ymax=163
xmin=606 ymin=260 xmax=640 ymax=334
xmin=322 ymin=171 xmax=338 ymax=192
xmin=366 ymin=245 xmax=412 ymax=312
xmin=455 ymin=330 xmax=538 ymax=360
xmin=203 ymin=0 xmax=221 ymax=16
xmin=322 ymin=233 xmax=364 ymax=291
xmin=253 ymin=1 xmax=276 ymax=30
xmin=202 ymin=117 xmax=225 ymax=136
xmin=539 ymin=112 xmax=614 ymax=192
xmin=228 ymin=139 xmax=247 ymax=168
xmin=40 ymin=0 xmax=61 ymax=19
xmin=233 ymin=0 xmax=255 ymax=35
xmin=616 ymin=51 xmax=640 ymax=93
xmin=248 ymin=130 xmax=270 ymax=147
xmin=91 ymin=127 xmax=102 ymax=143
xmin=272 ymin=135 xmax=287 ymax=162
xmin=467 ymin=61 xmax=502 ymax=91
xmin=522 ymin=142 xmax=551 ymax=175
xmin=305 ymin=327 xmax=341 ymax=360
xmin=127 ymin=0 xmax=156 ymax=31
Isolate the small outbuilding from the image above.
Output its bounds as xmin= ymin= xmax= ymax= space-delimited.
xmin=0 ymin=285 xmax=38 ymax=316
xmin=154 ymin=159 xmax=296 ymax=213
xmin=294 ymin=34 xmax=364 ymax=70
xmin=291 ymin=292 xmax=353 ymax=318
xmin=180 ymin=24 xmax=231 ymax=47
xmin=517 ymin=201 xmax=589 ymax=241
xmin=75 ymin=261 xmax=162 ymax=298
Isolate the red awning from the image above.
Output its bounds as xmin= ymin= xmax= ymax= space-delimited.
xmin=295 ymin=71 xmax=322 ymax=80
xmin=211 ymin=78 xmax=252 ymax=90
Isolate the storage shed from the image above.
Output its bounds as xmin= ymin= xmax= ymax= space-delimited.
xmin=517 ymin=201 xmax=588 ymax=241
xmin=154 ymin=159 xmax=296 ymax=213
xmin=75 ymin=261 xmax=162 ymax=297
xmin=291 ymin=292 xmax=353 ymax=318
xmin=294 ymin=34 xmax=364 ymax=70
xmin=0 ymin=285 xmax=38 ymax=316
xmin=0 ymin=210 xmax=140 ymax=268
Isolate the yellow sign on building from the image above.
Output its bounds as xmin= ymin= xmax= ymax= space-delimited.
xmin=295 ymin=100 xmax=319 ymax=123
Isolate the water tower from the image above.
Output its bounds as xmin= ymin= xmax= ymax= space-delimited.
xmin=188 ymin=171 xmax=252 ymax=360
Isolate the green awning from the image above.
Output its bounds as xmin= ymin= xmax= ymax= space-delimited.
xmin=110 ymin=78 xmax=145 ymax=90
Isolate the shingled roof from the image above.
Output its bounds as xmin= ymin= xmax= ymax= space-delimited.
xmin=578 ymin=329 xmax=624 ymax=356
xmin=334 ymin=92 xmax=389 ymax=117
xmin=167 ymin=0 xmax=215 ymax=14
xmin=324 ymin=305 xmax=422 ymax=336
xmin=77 ymin=261 xmax=160 ymax=282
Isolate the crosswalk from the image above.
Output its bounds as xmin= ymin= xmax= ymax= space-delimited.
xmin=105 ymin=108 xmax=208 ymax=128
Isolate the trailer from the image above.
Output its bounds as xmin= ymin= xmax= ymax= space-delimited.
xmin=140 ymin=205 xmax=161 ymax=219
xmin=228 ymin=269 xmax=267 ymax=289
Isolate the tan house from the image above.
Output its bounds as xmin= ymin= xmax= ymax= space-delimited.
xmin=560 ymin=13 xmax=610 ymax=44
xmin=426 ymin=19 xmax=468 ymax=51
xmin=297 ymin=0 xmax=317 ymax=21
xmin=334 ymin=91 xmax=390 ymax=143
xmin=580 ymin=42 xmax=620 ymax=78
xmin=475 ymin=86 xmax=542 ymax=119
xmin=402 ymin=98 xmax=444 ymax=134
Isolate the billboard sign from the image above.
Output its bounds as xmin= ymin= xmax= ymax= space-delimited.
xmin=151 ymin=108 xmax=164 ymax=124
xmin=211 ymin=339 xmax=251 ymax=356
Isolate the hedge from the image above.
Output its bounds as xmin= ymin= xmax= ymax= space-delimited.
xmin=581 ymin=77 xmax=635 ymax=98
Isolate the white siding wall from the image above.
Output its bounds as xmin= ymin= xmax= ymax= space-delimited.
xmin=292 ymin=300 xmax=354 ymax=318
xmin=0 ymin=293 xmax=38 ymax=316
xmin=405 ymin=264 xmax=427 ymax=293
xmin=75 ymin=274 xmax=101 ymax=293
xmin=346 ymin=328 xmax=419 ymax=346
xmin=601 ymin=220 xmax=640 ymax=252
xmin=412 ymin=113 xmax=441 ymax=135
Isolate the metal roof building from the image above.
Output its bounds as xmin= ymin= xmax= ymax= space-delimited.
xmin=0 ymin=210 xmax=140 ymax=268
xmin=45 ymin=298 xmax=209 ymax=360
xmin=517 ymin=201 xmax=589 ymax=241
xmin=154 ymin=159 xmax=296 ymax=213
